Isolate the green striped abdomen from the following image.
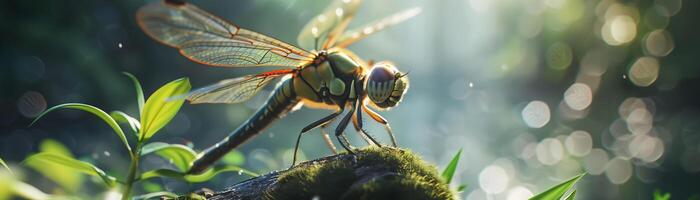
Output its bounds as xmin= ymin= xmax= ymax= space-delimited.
xmin=188 ymin=77 xmax=299 ymax=174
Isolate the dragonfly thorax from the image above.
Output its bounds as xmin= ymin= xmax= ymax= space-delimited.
xmin=294 ymin=50 xmax=363 ymax=107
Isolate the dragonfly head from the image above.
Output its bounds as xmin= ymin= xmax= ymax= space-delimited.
xmin=366 ymin=62 xmax=409 ymax=109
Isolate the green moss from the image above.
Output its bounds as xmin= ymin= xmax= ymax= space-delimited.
xmin=268 ymin=147 xmax=455 ymax=200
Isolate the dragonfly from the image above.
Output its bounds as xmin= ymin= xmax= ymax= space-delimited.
xmin=137 ymin=0 xmax=419 ymax=174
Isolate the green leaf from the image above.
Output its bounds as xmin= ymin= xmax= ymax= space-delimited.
xmin=140 ymin=78 xmax=191 ymax=141
xmin=31 ymin=103 xmax=132 ymax=156
xmin=133 ymin=191 xmax=179 ymax=200
xmin=0 ymin=176 xmax=53 ymax=200
xmin=530 ymin=173 xmax=585 ymax=200
xmin=138 ymin=166 xmax=258 ymax=183
xmin=123 ymin=72 xmax=145 ymax=115
xmin=24 ymin=153 xmax=118 ymax=187
xmin=457 ymin=184 xmax=467 ymax=192
xmin=0 ymin=157 xmax=12 ymax=175
xmin=25 ymin=139 xmax=83 ymax=192
xmin=111 ymin=110 xmax=141 ymax=136
xmin=564 ymin=190 xmax=577 ymax=200
xmin=653 ymin=189 xmax=671 ymax=200
xmin=141 ymin=181 xmax=163 ymax=193
xmin=441 ymin=148 xmax=462 ymax=184
xmin=141 ymin=142 xmax=197 ymax=172
xmin=222 ymin=150 xmax=246 ymax=166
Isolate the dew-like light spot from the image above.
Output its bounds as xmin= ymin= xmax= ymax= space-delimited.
xmin=522 ymin=101 xmax=551 ymax=128
xmin=507 ymin=186 xmax=534 ymax=200
xmin=536 ymin=138 xmax=564 ymax=165
xmin=629 ymin=57 xmax=660 ymax=87
xmin=564 ymin=83 xmax=593 ymax=111
xmin=643 ymin=29 xmax=674 ymax=57
xmin=479 ymin=165 xmax=509 ymax=194
xmin=17 ymin=91 xmax=47 ymax=118
xmin=584 ymin=148 xmax=609 ymax=175
xmin=605 ymin=157 xmax=633 ymax=184
xmin=469 ymin=82 xmax=474 ymax=88
xmin=311 ymin=27 xmax=319 ymax=37
xmin=565 ymin=130 xmax=593 ymax=157
xmin=118 ymin=42 xmax=123 ymax=48
xmin=546 ymin=42 xmax=573 ymax=70
xmin=335 ymin=8 xmax=344 ymax=17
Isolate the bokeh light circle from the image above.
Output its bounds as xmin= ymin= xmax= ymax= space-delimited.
xmin=479 ymin=164 xmax=510 ymax=194
xmin=17 ymin=91 xmax=47 ymax=118
xmin=605 ymin=157 xmax=633 ymax=184
xmin=628 ymin=57 xmax=660 ymax=87
xmin=643 ymin=29 xmax=674 ymax=57
xmin=522 ymin=101 xmax=551 ymax=128
xmin=565 ymin=130 xmax=593 ymax=157
xmin=564 ymin=83 xmax=593 ymax=111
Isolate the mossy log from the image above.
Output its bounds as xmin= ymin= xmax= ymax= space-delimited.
xmin=209 ymin=147 xmax=455 ymax=200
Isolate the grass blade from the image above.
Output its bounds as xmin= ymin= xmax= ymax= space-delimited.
xmin=0 ymin=157 xmax=12 ymax=175
xmin=111 ymin=110 xmax=141 ymax=136
xmin=565 ymin=190 xmax=576 ymax=200
xmin=141 ymin=142 xmax=197 ymax=172
xmin=123 ymin=72 xmax=145 ymax=115
xmin=140 ymin=78 xmax=190 ymax=141
xmin=530 ymin=173 xmax=585 ymax=200
xmin=24 ymin=152 xmax=118 ymax=187
xmin=441 ymin=148 xmax=462 ymax=184
xmin=138 ymin=165 xmax=258 ymax=183
xmin=31 ymin=103 xmax=132 ymax=156
xmin=653 ymin=189 xmax=671 ymax=200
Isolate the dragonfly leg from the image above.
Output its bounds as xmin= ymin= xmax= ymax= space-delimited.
xmin=353 ymin=102 xmax=382 ymax=147
xmin=335 ymin=105 xmax=357 ymax=154
xmin=352 ymin=114 xmax=375 ymax=146
xmin=293 ymin=109 xmax=343 ymax=167
xmin=320 ymin=122 xmax=338 ymax=154
xmin=362 ymin=104 xmax=398 ymax=147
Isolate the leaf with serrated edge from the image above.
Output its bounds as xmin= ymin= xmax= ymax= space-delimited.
xmin=530 ymin=173 xmax=585 ymax=200
xmin=140 ymin=78 xmax=190 ymax=141
xmin=31 ymin=103 xmax=132 ymax=156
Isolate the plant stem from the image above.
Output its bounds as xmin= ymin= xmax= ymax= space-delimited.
xmin=122 ymin=141 xmax=143 ymax=200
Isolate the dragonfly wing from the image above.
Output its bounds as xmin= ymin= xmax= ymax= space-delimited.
xmin=187 ymin=70 xmax=294 ymax=104
xmin=297 ymin=0 xmax=362 ymax=51
xmin=137 ymin=1 xmax=315 ymax=68
xmin=335 ymin=7 xmax=421 ymax=48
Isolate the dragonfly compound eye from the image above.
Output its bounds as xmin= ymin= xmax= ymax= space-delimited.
xmin=367 ymin=62 xmax=409 ymax=109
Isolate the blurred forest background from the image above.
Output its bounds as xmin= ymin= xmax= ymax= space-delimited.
xmin=1 ymin=0 xmax=699 ymax=199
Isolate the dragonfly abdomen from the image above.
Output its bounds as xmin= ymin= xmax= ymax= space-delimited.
xmin=188 ymin=77 xmax=299 ymax=174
